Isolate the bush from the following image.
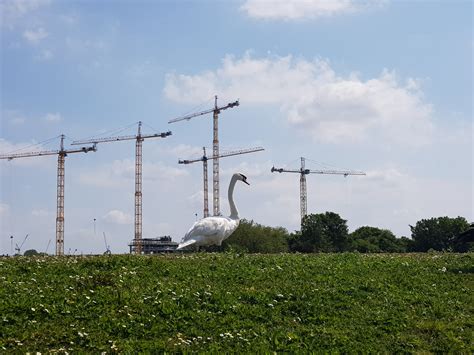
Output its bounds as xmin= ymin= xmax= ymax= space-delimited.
xmin=222 ymin=219 xmax=289 ymax=253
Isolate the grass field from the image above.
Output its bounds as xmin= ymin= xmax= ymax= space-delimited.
xmin=0 ymin=253 xmax=473 ymax=352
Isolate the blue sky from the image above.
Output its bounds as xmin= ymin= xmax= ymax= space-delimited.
xmin=1 ymin=0 xmax=472 ymax=255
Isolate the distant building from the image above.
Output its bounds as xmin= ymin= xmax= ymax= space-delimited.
xmin=128 ymin=236 xmax=178 ymax=254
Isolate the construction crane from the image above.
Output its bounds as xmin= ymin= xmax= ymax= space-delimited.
xmin=72 ymin=121 xmax=171 ymax=254
xmin=0 ymin=135 xmax=96 ymax=256
xmin=14 ymin=234 xmax=29 ymax=255
xmin=179 ymin=146 xmax=264 ymax=217
xmin=103 ymin=232 xmax=111 ymax=255
xmin=169 ymin=95 xmax=239 ymax=216
xmin=271 ymin=157 xmax=365 ymax=222
xmin=45 ymin=239 xmax=51 ymax=254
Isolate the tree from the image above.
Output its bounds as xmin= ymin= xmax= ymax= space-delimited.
xmin=222 ymin=219 xmax=289 ymax=253
xmin=398 ymin=236 xmax=415 ymax=252
xmin=23 ymin=249 xmax=39 ymax=256
xmin=349 ymin=226 xmax=406 ymax=253
xmin=291 ymin=212 xmax=349 ymax=253
xmin=454 ymin=223 xmax=474 ymax=252
xmin=410 ymin=216 xmax=470 ymax=252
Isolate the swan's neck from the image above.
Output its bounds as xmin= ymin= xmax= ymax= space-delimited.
xmin=228 ymin=175 xmax=239 ymax=220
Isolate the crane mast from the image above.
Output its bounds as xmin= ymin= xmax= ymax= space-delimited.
xmin=56 ymin=137 xmax=66 ymax=255
xmin=300 ymin=157 xmax=307 ymax=218
xmin=135 ymin=123 xmax=143 ymax=254
xmin=202 ymin=147 xmax=209 ymax=217
xmin=72 ymin=122 xmax=171 ymax=254
xmin=179 ymin=146 xmax=264 ymax=218
xmin=271 ymin=157 xmax=365 ymax=222
xmin=0 ymin=135 xmax=96 ymax=255
xmin=212 ymin=98 xmax=219 ymax=216
xmin=169 ymin=95 xmax=239 ymax=216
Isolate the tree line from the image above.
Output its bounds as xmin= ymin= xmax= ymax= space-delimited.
xmin=220 ymin=213 xmax=473 ymax=253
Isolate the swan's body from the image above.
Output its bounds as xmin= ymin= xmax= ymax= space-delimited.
xmin=177 ymin=173 xmax=248 ymax=250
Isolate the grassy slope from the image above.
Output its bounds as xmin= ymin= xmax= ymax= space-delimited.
xmin=0 ymin=253 xmax=473 ymax=352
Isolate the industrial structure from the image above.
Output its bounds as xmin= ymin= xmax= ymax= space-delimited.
xmin=179 ymin=146 xmax=264 ymax=217
xmin=128 ymin=236 xmax=178 ymax=254
xmin=0 ymin=135 xmax=96 ymax=255
xmin=14 ymin=234 xmax=29 ymax=255
xmin=72 ymin=122 xmax=171 ymax=254
xmin=271 ymin=157 xmax=365 ymax=222
xmin=169 ymin=96 xmax=239 ymax=216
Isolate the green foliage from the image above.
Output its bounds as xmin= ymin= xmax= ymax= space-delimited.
xmin=349 ymin=226 xmax=406 ymax=253
xmin=398 ymin=236 xmax=415 ymax=252
xmin=23 ymin=249 xmax=39 ymax=257
xmin=292 ymin=212 xmax=349 ymax=252
xmin=410 ymin=216 xmax=470 ymax=252
xmin=0 ymin=253 xmax=472 ymax=353
xmin=454 ymin=224 xmax=474 ymax=252
xmin=222 ymin=219 xmax=289 ymax=253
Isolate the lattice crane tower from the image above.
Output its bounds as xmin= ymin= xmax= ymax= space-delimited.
xmin=271 ymin=157 xmax=366 ymax=222
xmin=0 ymin=135 xmax=96 ymax=255
xmin=179 ymin=146 xmax=264 ymax=218
xmin=169 ymin=96 xmax=239 ymax=216
xmin=72 ymin=122 xmax=171 ymax=254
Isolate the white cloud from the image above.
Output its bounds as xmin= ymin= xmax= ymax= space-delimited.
xmin=43 ymin=112 xmax=62 ymax=123
xmin=59 ymin=14 xmax=78 ymax=25
xmin=32 ymin=209 xmax=53 ymax=217
xmin=144 ymin=161 xmax=189 ymax=181
xmin=363 ymin=167 xmax=411 ymax=188
xmin=154 ymin=143 xmax=205 ymax=160
xmin=241 ymin=0 xmax=387 ymax=21
xmin=102 ymin=210 xmax=133 ymax=225
xmin=65 ymin=37 xmax=107 ymax=52
xmin=23 ymin=27 xmax=48 ymax=44
xmin=187 ymin=190 xmax=204 ymax=206
xmin=78 ymin=159 xmax=189 ymax=188
xmin=0 ymin=138 xmax=54 ymax=167
xmin=10 ymin=116 xmax=26 ymax=125
xmin=220 ymin=160 xmax=273 ymax=179
xmin=164 ymin=53 xmax=434 ymax=145
xmin=36 ymin=49 xmax=53 ymax=60
xmin=3 ymin=109 xmax=27 ymax=125
xmin=0 ymin=203 xmax=10 ymax=216
xmin=0 ymin=0 xmax=51 ymax=28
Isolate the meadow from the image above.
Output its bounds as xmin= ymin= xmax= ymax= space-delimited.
xmin=0 ymin=253 xmax=472 ymax=352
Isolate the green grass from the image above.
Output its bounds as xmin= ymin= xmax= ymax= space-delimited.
xmin=1 ymin=253 xmax=473 ymax=352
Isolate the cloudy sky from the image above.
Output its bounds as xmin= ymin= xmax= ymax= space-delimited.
xmin=1 ymin=0 xmax=472 ymax=255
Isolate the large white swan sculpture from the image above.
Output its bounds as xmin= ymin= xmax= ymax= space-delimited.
xmin=177 ymin=173 xmax=249 ymax=250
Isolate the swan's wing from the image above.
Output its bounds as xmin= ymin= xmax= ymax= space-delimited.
xmin=177 ymin=239 xmax=197 ymax=250
xmin=179 ymin=217 xmax=239 ymax=248
xmin=183 ymin=217 xmax=230 ymax=241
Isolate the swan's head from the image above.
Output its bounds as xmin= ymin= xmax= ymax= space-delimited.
xmin=236 ymin=173 xmax=249 ymax=185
